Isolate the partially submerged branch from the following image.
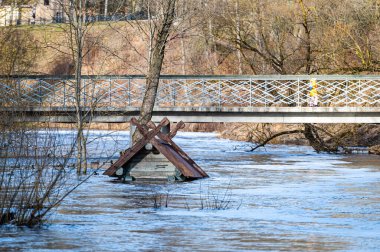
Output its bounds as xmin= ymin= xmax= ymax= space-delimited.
xmin=248 ymin=129 xmax=305 ymax=152
xmin=233 ymin=123 xmax=362 ymax=154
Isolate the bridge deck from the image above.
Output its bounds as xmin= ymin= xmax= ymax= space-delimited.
xmin=1 ymin=75 xmax=379 ymax=123
xmin=3 ymin=106 xmax=380 ymax=123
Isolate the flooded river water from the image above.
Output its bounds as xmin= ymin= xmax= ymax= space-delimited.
xmin=1 ymin=131 xmax=380 ymax=251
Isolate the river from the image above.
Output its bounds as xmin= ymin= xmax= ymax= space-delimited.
xmin=1 ymin=131 xmax=380 ymax=251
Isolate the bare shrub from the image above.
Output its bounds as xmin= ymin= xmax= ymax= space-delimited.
xmin=0 ymin=28 xmax=39 ymax=76
xmin=150 ymin=191 xmax=170 ymax=210
xmin=198 ymin=182 xmax=240 ymax=211
xmin=0 ymin=110 xmax=83 ymax=226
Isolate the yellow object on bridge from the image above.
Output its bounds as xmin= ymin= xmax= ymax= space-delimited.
xmin=310 ymin=78 xmax=318 ymax=97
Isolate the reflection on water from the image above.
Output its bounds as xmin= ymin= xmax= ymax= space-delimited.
xmin=1 ymin=131 xmax=380 ymax=251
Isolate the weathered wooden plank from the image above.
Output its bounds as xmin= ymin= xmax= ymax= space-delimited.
xmin=146 ymin=124 xmax=208 ymax=178
xmin=104 ymin=117 xmax=208 ymax=180
xmin=103 ymin=118 xmax=169 ymax=176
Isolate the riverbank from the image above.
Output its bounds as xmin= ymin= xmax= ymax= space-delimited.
xmin=39 ymin=122 xmax=380 ymax=154
xmin=218 ymin=123 xmax=380 ymax=154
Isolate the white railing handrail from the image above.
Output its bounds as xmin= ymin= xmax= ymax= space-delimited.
xmin=1 ymin=75 xmax=379 ymax=108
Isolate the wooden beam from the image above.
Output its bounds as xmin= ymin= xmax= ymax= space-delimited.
xmin=103 ymin=117 xmax=169 ymax=176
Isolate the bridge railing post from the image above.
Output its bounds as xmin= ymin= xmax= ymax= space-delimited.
xmin=218 ymin=80 xmax=221 ymax=107
xmin=297 ymin=78 xmax=300 ymax=107
xmin=108 ymin=78 xmax=112 ymax=107
xmin=358 ymin=79 xmax=362 ymax=105
xmin=17 ymin=79 xmax=21 ymax=102
xmin=38 ymin=79 xmax=42 ymax=105
xmin=264 ymin=81 xmax=267 ymax=107
xmin=127 ymin=78 xmax=131 ymax=106
xmin=249 ymin=78 xmax=252 ymax=107
xmin=345 ymin=78 xmax=348 ymax=107
xmin=172 ymin=80 xmax=176 ymax=106
xmin=52 ymin=80 xmax=56 ymax=106
xmin=202 ymin=79 xmax=205 ymax=106
xmin=63 ymin=80 xmax=66 ymax=108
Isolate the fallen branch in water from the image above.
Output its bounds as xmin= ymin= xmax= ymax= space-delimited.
xmin=248 ymin=129 xmax=305 ymax=152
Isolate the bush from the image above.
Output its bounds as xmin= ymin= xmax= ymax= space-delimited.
xmin=0 ymin=110 xmax=79 ymax=226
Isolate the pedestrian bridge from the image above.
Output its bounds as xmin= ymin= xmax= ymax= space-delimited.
xmin=1 ymin=75 xmax=380 ymax=123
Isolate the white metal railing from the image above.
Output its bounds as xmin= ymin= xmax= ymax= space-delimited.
xmin=0 ymin=75 xmax=379 ymax=108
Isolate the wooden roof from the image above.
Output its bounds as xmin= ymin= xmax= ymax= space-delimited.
xmin=103 ymin=118 xmax=208 ymax=180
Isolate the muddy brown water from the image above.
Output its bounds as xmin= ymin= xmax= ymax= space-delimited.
xmin=1 ymin=131 xmax=380 ymax=251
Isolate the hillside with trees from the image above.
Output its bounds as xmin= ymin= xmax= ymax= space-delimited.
xmin=1 ymin=0 xmax=380 ymax=76
xmin=0 ymin=0 xmax=379 ymax=154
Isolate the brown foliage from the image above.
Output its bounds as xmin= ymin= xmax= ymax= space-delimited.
xmin=0 ymin=28 xmax=39 ymax=75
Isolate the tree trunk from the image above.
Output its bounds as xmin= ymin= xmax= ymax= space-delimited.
xmin=134 ymin=0 xmax=177 ymax=143
xmin=180 ymin=36 xmax=186 ymax=75
xmin=235 ymin=0 xmax=243 ymax=74
xmin=74 ymin=38 xmax=84 ymax=174
xmin=73 ymin=1 xmax=87 ymax=174
xmin=303 ymin=123 xmax=338 ymax=153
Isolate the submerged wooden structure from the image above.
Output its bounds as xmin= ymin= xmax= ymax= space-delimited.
xmin=103 ymin=118 xmax=208 ymax=181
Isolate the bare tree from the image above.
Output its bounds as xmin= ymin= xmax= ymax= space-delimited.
xmin=0 ymin=28 xmax=39 ymax=76
xmin=319 ymin=0 xmax=380 ymax=73
xmin=137 ymin=0 xmax=177 ymax=127
xmin=0 ymin=105 xmax=116 ymax=226
xmin=39 ymin=0 xmax=128 ymax=174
